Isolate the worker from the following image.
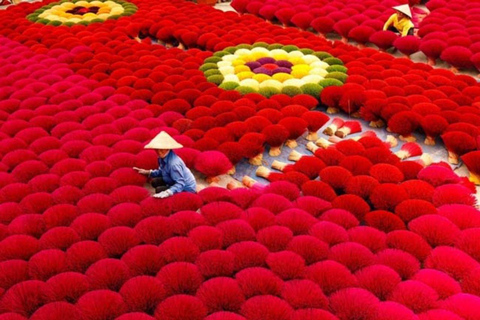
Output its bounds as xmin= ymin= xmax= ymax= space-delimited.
xmin=134 ymin=131 xmax=196 ymax=198
xmin=383 ymin=4 xmax=415 ymax=37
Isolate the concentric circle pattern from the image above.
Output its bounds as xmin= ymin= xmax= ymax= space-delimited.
xmin=200 ymin=43 xmax=348 ymax=98
xmin=27 ymin=0 xmax=137 ymax=26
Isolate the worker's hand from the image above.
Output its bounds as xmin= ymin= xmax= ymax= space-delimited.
xmin=153 ymin=189 xmax=173 ymax=199
xmin=133 ymin=167 xmax=151 ymax=176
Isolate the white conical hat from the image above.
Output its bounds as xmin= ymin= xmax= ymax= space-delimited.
xmin=144 ymin=131 xmax=183 ymax=149
xmin=393 ymin=4 xmax=412 ymax=18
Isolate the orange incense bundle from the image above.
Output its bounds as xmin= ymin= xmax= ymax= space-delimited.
xmin=395 ymin=142 xmax=423 ymax=160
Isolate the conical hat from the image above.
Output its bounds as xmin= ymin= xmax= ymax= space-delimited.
xmin=144 ymin=131 xmax=183 ymax=149
xmin=393 ymin=4 xmax=412 ymax=18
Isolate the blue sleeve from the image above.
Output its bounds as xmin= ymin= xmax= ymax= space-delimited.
xmin=168 ymin=163 xmax=188 ymax=194
xmin=150 ymin=168 xmax=162 ymax=178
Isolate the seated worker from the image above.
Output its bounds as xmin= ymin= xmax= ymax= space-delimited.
xmin=134 ymin=131 xmax=196 ymax=199
xmin=383 ymin=4 xmax=415 ymax=37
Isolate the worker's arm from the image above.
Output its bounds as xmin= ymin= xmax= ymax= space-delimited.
xmin=133 ymin=167 xmax=155 ymax=176
xmin=383 ymin=14 xmax=396 ymax=31
xmin=148 ymin=159 xmax=163 ymax=178
xmin=149 ymin=168 xmax=162 ymax=178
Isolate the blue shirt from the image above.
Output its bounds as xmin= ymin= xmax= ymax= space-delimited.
xmin=150 ymin=151 xmax=196 ymax=194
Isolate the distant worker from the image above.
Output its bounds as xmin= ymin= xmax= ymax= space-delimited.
xmin=134 ymin=131 xmax=196 ymax=199
xmin=383 ymin=4 xmax=415 ymax=37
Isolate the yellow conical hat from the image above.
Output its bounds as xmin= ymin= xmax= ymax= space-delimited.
xmin=393 ymin=4 xmax=412 ymax=18
xmin=144 ymin=131 xmax=183 ymax=149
